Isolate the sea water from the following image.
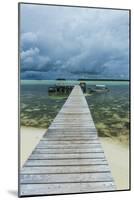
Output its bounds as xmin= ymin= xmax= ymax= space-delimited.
xmin=20 ymin=80 xmax=129 ymax=139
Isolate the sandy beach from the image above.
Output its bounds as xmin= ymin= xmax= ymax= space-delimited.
xmin=20 ymin=126 xmax=129 ymax=190
xmin=100 ymin=137 xmax=129 ymax=190
xmin=20 ymin=126 xmax=46 ymax=167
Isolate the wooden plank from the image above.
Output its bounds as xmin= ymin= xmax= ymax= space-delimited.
xmin=53 ymin=121 xmax=94 ymax=123
xmin=37 ymin=144 xmax=102 ymax=149
xmin=43 ymin=135 xmax=98 ymax=138
xmin=25 ymin=159 xmax=107 ymax=166
xmin=45 ymin=131 xmax=98 ymax=135
xmin=20 ymin=182 xmax=116 ymax=196
xmin=48 ymin=128 xmax=97 ymax=131
xmin=49 ymin=126 xmax=96 ymax=129
xmin=44 ymin=135 xmax=98 ymax=138
xmin=46 ymin=129 xmax=97 ymax=132
xmin=52 ymin=121 xmax=94 ymax=123
xmin=38 ymin=140 xmax=100 ymax=144
xmin=40 ymin=136 xmax=99 ymax=143
xmin=53 ymin=117 xmax=93 ymax=119
xmin=29 ymin=153 xmax=105 ymax=159
xmin=40 ymin=139 xmax=99 ymax=142
xmin=21 ymin=172 xmax=113 ymax=184
xmin=33 ymin=148 xmax=104 ymax=154
xmin=21 ymin=165 xmax=110 ymax=174
xmin=50 ymin=123 xmax=95 ymax=126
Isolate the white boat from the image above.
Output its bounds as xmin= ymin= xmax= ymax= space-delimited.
xmin=88 ymin=84 xmax=109 ymax=93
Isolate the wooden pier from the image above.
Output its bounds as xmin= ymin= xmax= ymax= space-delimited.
xmin=20 ymin=85 xmax=116 ymax=196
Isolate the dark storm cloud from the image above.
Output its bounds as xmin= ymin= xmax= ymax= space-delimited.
xmin=20 ymin=4 xmax=129 ymax=80
xmin=21 ymin=47 xmax=52 ymax=72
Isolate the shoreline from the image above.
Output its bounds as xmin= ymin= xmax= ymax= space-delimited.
xmin=20 ymin=126 xmax=129 ymax=190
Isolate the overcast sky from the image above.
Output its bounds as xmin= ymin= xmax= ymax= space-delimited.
xmin=20 ymin=4 xmax=129 ymax=80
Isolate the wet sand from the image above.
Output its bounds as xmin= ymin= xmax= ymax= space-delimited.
xmin=20 ymin=127 xmax=129 ymax=190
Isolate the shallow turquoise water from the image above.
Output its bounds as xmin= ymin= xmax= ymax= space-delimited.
xmin=20 ymin=80 xmax=130 ymax=138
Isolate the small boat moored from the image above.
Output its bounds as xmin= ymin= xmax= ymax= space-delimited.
xmin=88 ymin=84 xmax=110 ymax=93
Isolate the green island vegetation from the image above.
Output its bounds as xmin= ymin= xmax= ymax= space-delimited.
xmin=20 ymin=81 xmax=129 ymax=144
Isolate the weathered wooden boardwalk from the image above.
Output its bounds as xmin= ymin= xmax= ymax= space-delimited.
xmin=20 ymin=85 xmax=116 ymax=196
